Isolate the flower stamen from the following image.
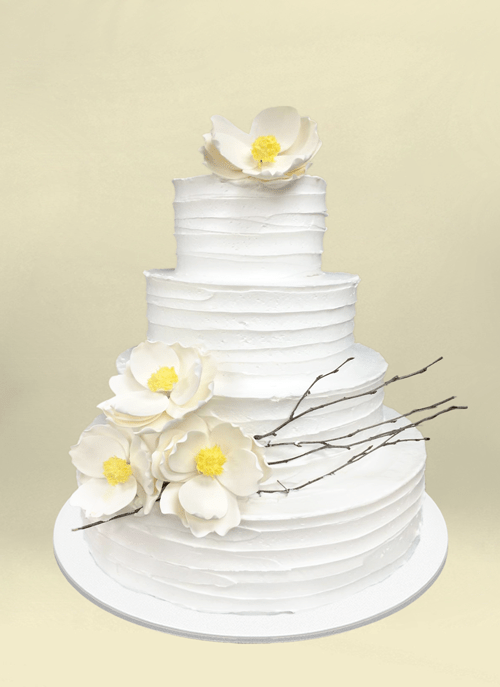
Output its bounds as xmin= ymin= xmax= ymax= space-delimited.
xmin=103 ymin=456 xmax=133 ymax=486
xmin=195 ymin=445 xmax=226 ymax=477
xmin=251 ymin=135 xmax=281 ymax=166
xmin=148 ymin=366 xmax=179 ymax=392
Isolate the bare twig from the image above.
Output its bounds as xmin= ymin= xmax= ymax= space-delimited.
xmin=266 ymin=396 xmax=456 ymax=448
xmin=258 ymin=403 xmax=466 ymax=494
xmin=254 ymin=357 xmax=443 ymax=441
xmin=287 ymin=357 xmax=354 ymax=419
xmin=267 ymin=402 xmax=465 ymax=466
xmin=72 ymin=481 xmax=169 ymax=532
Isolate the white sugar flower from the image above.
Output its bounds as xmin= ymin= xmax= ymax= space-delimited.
xmin=200 ymin=106 xmax=321 ymax=181
xmin=69 ymin=423 xmax=158 ymax=518
xmin=154 ymin=417 xmax=271 ymax=537
xmin=98 ymin=341 xmax=216 ymax=433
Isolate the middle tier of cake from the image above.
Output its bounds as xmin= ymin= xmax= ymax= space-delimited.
xmin=144 ymin=269 xmax=381 ymax=389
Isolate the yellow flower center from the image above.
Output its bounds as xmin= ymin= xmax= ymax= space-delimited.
xmin=102 ymin=456 xmax=133 ymax=486
xmin=195 ymin=445 xmax=227 ymax=477
xmin=251 ymin=135 xmax=281 ymax=165
xmin=147 ymin=366 xmax=179 ymax=392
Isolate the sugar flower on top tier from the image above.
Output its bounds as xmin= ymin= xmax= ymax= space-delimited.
xmin=200 ymin=106 xmax=321 ymax=181
xmin=70 ymin=423 xmax=157 ymax=518
xmin=98 ymin=341 xmax=216 ymax=433
xmin=153 ymin=416 xmax=271 ymax=537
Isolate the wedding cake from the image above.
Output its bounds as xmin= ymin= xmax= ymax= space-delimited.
xmin=69 ymin=107 xmax=427 ymax=615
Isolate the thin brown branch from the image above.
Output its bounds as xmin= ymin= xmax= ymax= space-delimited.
xmin=267 ymin=403 xmax=465 ymax=466
xmin=72 ymin=505 xmax=144 ymax=532
xmin=72 ymin=481 xmax=169 ymax=532
xmin=254 ymin=356 xmax=444 ymax=441
xmin=268 ymin=444 xmax=333 ymax=465
xmin=266 ymin=396 xmax=456 ymax=448
xmin=385 ymin=437 xmax=430 ymax=445
xmin=258 ymin=403 xmax=466 ymax=494
xmin=287 ymin=357 xmax=354 ymax=419
xmin=413 ymin=404 xmax=467 ymax=429
xmin=259 ymin=434 xmax=395 ymax=495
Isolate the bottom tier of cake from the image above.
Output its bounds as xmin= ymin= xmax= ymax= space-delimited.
xmin=82 ymin=408 xmax=426 ymax=615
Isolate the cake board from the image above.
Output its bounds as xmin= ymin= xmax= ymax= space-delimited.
xmin=54 ymin=493 xmax=447 ymax=643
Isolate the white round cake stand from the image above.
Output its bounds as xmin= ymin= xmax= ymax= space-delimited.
xmin=54 ymin=494 xmax=447 ymax=644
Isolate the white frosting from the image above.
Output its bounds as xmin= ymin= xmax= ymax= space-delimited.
xmin=81 ymin=174 xmax=427 ymax=615
xmin=84 ymin=410 xmax=425 ymax=614
xmin=144 ymin=270 xmax=373 ymax=395
xmin=173 ymin=175 xmax=327 ymax=284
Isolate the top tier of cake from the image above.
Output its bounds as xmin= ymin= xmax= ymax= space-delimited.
xmin=173 ymin=174 xmax=327 ymax=284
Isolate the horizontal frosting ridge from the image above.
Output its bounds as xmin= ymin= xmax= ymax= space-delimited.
xmin=172 ymin=175 xmax=328 ymax=284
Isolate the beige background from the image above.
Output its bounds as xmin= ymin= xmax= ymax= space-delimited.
xmin=1 ymin=0 xmax=499 ymax=685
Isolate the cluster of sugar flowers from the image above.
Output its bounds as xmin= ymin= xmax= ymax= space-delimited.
xmin=70 ymin=340 xmax=270 ymax=537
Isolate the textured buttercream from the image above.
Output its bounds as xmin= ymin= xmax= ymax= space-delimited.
xmin=173 ymin=175 xmax=327 ymax=284
xmin=83 ymin=410 xmax=425 ymax=614
xmin=81 ymin=173 xmax=426 ymax=615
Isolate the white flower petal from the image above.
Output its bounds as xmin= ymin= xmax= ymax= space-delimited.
xmin=200 ymin=136 xmax=248 ymax=179
xmin=70 ymin=477 xmax=137 ymax=518
xmin=255 ymin=450 xmax=273 ymax=483
xmin=171 ymin=344 xmax=199 ymax=375
xmin=213 ymin=491 xmax=241 ymax=535
xmin=153 ymin=415 xmax=210 ymax=480
xmin=154 ymin=458 xmax=197 ymax=482
xmin=135 ymin=413 xmax=174 ymax=434
xmin=98 ymin=404 xmax=163 ymax=430
xmin=156 ymin=414 xmax=209 ymax=454
xmin=109 ymin=364 xmax=144 ymax=395
xmin=129 ymin=435 xmax=156 ymax=500
xmin=249 ymin=106 xmax=300 ymax=152
xmin=283 ymin=162 xmax=310 ymax=179
xmin=210 ymin=115 xmax=253 ymax=145
xmin=98 ymin=423 xmax=133 ymax=450
xmin=184 ymin=511 xmax=219 ymax=537
xmin=217 ymin=448 xmax=263 ymax=497
xmin=170 ymin=355 xmax=216 ymax=417
xmin=169 ymin=361 xmax=201 ymax=406
xmin=70 ymin=425 xmax=129 ymax=478
xmin=209 ymin=422 xmax=252 ymax=455
xmin=179 ymin=475 xmax=229 ymax=520
xmin=168 ymin=431 xmax=208 ymax=474
xmin=184 ymin=491 xmax=241 ymax=537
xmin=213 ymin=133 xmax=255 ymax=171
xmin=139 ymin=432 xmax=160 ymax=453
xmin=244 ymin=155 xmax=305 ymax=179
xmin=284 ymin=116 xmax=321 ymax=159
xmin=269 ymin=154 xmax=306 ymax=174
xmin=105 ymin=390 xmax=169 ymax=417
xmin=165 ymin=402 xmax=187 ymax=420
xmin=130 ymin=341 xmax=180 ymax=389
xmin=151 ymin=446 xmax=166 ymax=480
xmin=160 ymin=482 xmax=189 ymax=526
xmin=134 ymin=483 xmax=158 ymax=515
